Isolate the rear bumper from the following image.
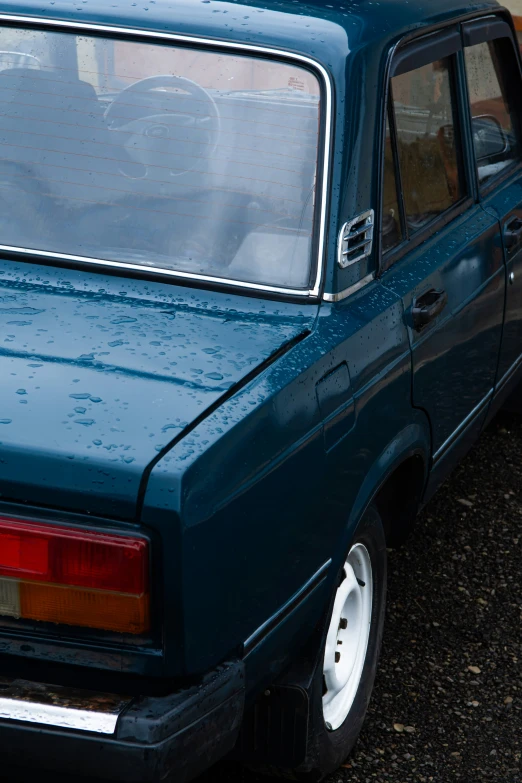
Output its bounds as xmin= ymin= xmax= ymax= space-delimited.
xmin=0 ymin=661 xmax=245 ymax=783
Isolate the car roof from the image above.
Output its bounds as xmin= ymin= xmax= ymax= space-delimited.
xmin=0 ymin=0 xmax=505 ymax=69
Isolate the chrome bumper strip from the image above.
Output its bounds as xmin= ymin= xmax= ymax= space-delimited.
xmin=0 ymin=678 xmax=130 ymax=734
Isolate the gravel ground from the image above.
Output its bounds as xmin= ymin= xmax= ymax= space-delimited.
xmin=202 ymin=409 xmax=522 ymax=783
xmin=4 ymin=410 xmax=522 ymax=783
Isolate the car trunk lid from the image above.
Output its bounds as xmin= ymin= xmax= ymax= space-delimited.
xmin=0 ymin=261 xmax=316 ymax=519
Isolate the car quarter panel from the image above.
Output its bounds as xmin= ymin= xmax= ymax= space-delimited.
xmin=141 ymin=279 xmax=430 ymax=679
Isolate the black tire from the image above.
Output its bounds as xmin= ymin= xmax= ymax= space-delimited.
xmin=257 ymin=505 xmax=387 ymax=781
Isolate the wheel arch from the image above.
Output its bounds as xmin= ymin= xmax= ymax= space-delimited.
xmin=374 ymin=451 xmax=426 ymax=547
xmin=233 ymin=427 xmax=430 ymax=771
xmin=341 ymin=419 xmax=431 ymax=556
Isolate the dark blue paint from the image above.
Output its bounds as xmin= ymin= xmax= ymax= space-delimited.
xmin=141 ymin=277 xmax=424 ymax=674
xmin=0 ymin=259 xmax=315 ymax=519
xmin=0 ymin=0 xmax=520 ymax=780
xmin=381 ymin=204 xmax=504 ymax=454
xmin=483 ymin=179 xmax=522 ymax=382
xmin=316 ymin=362 xmax=354 ymax=451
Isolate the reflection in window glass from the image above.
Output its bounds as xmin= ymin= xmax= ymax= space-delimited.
xmin=391 ymin=58 xmax=462 ymax=234
xmin=464 ymin=41 xmax=520 ymax=185
xmin=0 ymin=27 xmax=322 ymax=289
xmin=382 ymin=111 xmax=403 ymax=252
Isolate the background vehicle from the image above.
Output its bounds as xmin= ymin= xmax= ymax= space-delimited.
xmin=0 ymin=1 xmax=521 ymax=782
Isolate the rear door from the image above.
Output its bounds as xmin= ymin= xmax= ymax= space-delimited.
xmin=462 ymin=17 xmax=522 ymax=397
xmin=379 ymin=27 xmax=505 ymax=475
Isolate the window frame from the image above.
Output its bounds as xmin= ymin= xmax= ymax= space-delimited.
xmin=462 ymin=19 xmax=522 ymax=198
xmin=381 ymin=88 xmax=407 ymax=255
xmin=0 ymin=14 xmax=334 ymax=302
xmin=380 ymin=30 xmax=472 ymax=272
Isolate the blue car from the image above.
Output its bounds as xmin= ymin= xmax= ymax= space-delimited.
xmin=0 ymin=0 xmax=520 ymax=780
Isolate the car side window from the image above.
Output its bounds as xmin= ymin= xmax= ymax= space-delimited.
xmin=382 ymin=111 xmax=403 ymax=252
xmin=390 ymin=57 xmax=463 ymax=235
xmin=464 ymin=40 xmax=522 ymax=186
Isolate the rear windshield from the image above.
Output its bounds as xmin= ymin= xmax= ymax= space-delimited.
xmin=0 ymin=26 xmax=322 ymax=290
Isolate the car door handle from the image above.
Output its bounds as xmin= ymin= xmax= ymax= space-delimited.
xmin=412 ymin=289 xmax=448 ymax=331
xmin=504 ymin=217 xmax=522 ymax=250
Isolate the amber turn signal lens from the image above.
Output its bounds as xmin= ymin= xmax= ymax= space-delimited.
xmin=20 ymin=582 xmax=150 ymax=635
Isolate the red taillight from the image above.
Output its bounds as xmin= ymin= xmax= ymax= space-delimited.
xmin=0 ymin=529 xmax=48 ymax=580
xmin=0 ymin=518 xmax=149 ymax=634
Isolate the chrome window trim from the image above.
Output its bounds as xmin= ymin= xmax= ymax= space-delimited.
xmin=323 ymin=272 xmax=375 ymax=302
xmin=0 ymin=243 xmax=316 ymax=297
xmin=0 ymin=13 xmax=333 ymax=299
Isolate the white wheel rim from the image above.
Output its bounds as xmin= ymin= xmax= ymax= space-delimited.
xmin=322 ymin=543 xmax=373 ymax=731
